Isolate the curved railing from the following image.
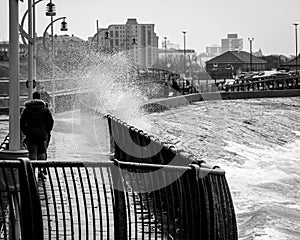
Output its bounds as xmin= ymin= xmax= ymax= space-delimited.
xmin=226 ymin=76 xmax=300 ymax=92
xmin=105 ymin=114 xmax=238 ymax=239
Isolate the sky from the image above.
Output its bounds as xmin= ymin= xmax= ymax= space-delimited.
xmin=1 ymin=0 xmax=300 ymax=56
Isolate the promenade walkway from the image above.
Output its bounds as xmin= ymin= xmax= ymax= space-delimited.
xmin=39 ymin=110 xmax=113 ymax=239
xmin=36 ymin=110 xmax=160 ymax=240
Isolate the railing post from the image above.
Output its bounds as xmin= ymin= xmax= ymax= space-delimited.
xmin=18 ymin=158 xmax=43 ymax=240
xmin=111 ymin=161 xmax=127 ymax=239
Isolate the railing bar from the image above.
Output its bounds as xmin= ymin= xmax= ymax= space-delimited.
xmin=138 ymin=190 xmax=145 ymax=240
xmin=47 ymin=167 xmax=59 ymax=240
xmin=77 ymin=167 xmax=89 ymax=240
xmin=39 ymin=167 xmax=51 ymax=240
xmin=202 ymin=177 xmax=211 ymax=239
xmin=126 ymin=170 xmax=138 ymax=240
xmin=70 ymin=167 xmax=81 ymax=239
xmin=114 ymin=159 xmax=191 ymax=172
xmin=8 ymin=167 xmax=21 ymax=230
xmin=0 ymin=197 xmax=8 ymax=240
xmin=194 ymin=171 xmax=202 ymax=239
xmin=62 ymin=167 xmax=75 ymax=240
xmin=1 ymin=168 xmax=9 ymax=240
xmin=122 ymin=170 xmax=132 ymax=240
xmin=148 ymin=171 xmax=158 ymax=240
xmin=99 ymin=166 xmax=110 ymax=239
xmin=92 ymin=167 xmax=103 ymax=240
xmin=207 ymin=175 xmax=217 ymax=239
xmin=221 ymin=175 xmax=237 ymax=239
xmin=154 ymin=170 xmax=164 ymax=240
xmin=185 ymin=172 xmax=194 ymax=239
xmin=217 ymin=175 xmax=227 ymax=239
xmin=174 ymin=171 xmax=183 ymax=240
xmin=213 ymin=175 xmax=224 ymax=239
xmin=32 ymin=160 xmax=113 ymax=168
xmin=0 ymin=161 xmax=20 ymax=166
xmin=167 ymin=171 xmax=177 ymax=239
xmin=162 ymin=170 xmax=171 ymax=239
xmin=54 ymin=167 xmax=67 ymax=240
xmin=84 ymin=167 xmax=96 ymax=240
xmin=141 ymin=170 xmax=152 ymax=240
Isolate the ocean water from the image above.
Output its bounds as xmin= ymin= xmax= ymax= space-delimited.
xmin=139 ymin=97 xmax=300 ymax=240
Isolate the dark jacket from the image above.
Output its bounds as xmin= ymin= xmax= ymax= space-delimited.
xmin=20 ymin=99 xmax=54 ymax=142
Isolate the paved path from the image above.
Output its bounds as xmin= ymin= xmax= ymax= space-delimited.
xmin=38 ymin=110 xmax=162 ymax=240
xmin=0 ymin=111 xmax=164 ymax=239
xmin=40 ymin=110 xmax=114 ymax=239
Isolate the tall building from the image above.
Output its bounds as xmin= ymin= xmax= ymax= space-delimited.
xmin=221 ymin=33 xmax=243 ymax=53
xmin=91 ymin=18 xmax=159 ymax=68
xmin=206 ymin=44 xmax=222 ymax=57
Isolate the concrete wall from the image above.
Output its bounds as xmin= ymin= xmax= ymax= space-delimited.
xmin=142 ymin=90 xmax=300 ymax=112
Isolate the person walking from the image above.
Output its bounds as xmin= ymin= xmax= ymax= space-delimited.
xmin=20 ymin=92 xmax=54 ymax=176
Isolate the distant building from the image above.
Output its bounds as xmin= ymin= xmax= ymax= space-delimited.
xmin=206 ymin=50 xmax=267 ymax=79
xmin=221 ymin=34 xmax=243 ymax=53
xmin=158 ymin=48 xmax=196 ymax=61
xmin=90 ymin=18 xmax=159 ymax=68
xmin=280 ymin=55 xmax=300 ymax=71
xmin=0 ymin=41 xmax=27 ymax=61
xmin=162 ymin=40 xmax=179 ymax=50
xmin=206 ymin=44 xmax=222 ymax=57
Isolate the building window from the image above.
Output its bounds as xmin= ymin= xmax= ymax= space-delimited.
xmin=148 ymin=31 xmax=152 ymax=45
xmin=115 ymin=39 xmax=119 ymax=46
xmin=110 ymin=31 xmax=113 ymax=38
xmin=115 ymin=31 xmax=119 ymax=38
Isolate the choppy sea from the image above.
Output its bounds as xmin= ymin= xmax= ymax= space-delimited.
xmin=137 ymin=97 xmax=300 ymax=240
xmin=1 ymin=97 xmax=299 ymax=239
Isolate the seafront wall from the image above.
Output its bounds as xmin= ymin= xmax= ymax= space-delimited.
xmin=142 ymin=89 xmax=300 ymax=112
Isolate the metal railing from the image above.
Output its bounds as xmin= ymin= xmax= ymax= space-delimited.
xmin=0 ymin=158 xmax=237 ymax=240
xmin=226 ymin=76 xmax=300 ymax=92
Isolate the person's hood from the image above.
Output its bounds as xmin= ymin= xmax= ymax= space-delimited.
xmin=24 ymin=99 xmax=46 ymax=111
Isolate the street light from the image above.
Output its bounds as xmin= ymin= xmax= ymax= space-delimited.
xmin=43 ymin=16 xmax=68 ymax=113
xmin=20 ymin=0 xmax=44 ymax=100
xmin=182 ymin=31 xmax=186 ymax=77
xmin=182 ymin=31 xmax=186 ymax=94
xmin=293 ymin=23 xmax=299 ymax=75
xmin=45 ymin=0 xmax=56 ymax=16
xmin=248 ymin=37 xmax=254 ymax=72
xmin=164 ymin=37 xmax=167 ymax=67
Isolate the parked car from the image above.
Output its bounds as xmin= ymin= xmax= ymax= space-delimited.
xmin=223 ymin=79 xmax=236 ymax=90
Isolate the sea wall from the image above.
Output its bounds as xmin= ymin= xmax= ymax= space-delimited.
xmin=142 ymin=89 xmax=300 ymax=112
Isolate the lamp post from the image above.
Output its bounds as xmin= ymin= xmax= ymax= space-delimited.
xmin=20 ymin=0 xmax=44 ymax=100
xmin=248 ymin=37 xmax=254 ymax=72
xmin=293 ymin=23 xmax=299 ymax=75
xmin=164 ymin=37 xmax=167 ymax=67
xmin=182 ymin=31 xmax=187 ymax=77
xmin=182 ymin=31 xmax=186 ymax=94
xmin=43 ymin=16 xmax=68 ymax=113
xmin=8 ymin=0 xmax=21 ymax=151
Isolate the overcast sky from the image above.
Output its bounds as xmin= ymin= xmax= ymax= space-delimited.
xmin=1 ymin=0 xmax=300 ymax=56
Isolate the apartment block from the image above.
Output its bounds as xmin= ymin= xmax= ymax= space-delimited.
xmin=221 ymin=33 xmax=243 ymax=53
xmin=92 ymin=18 xmax=159 ymax=68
